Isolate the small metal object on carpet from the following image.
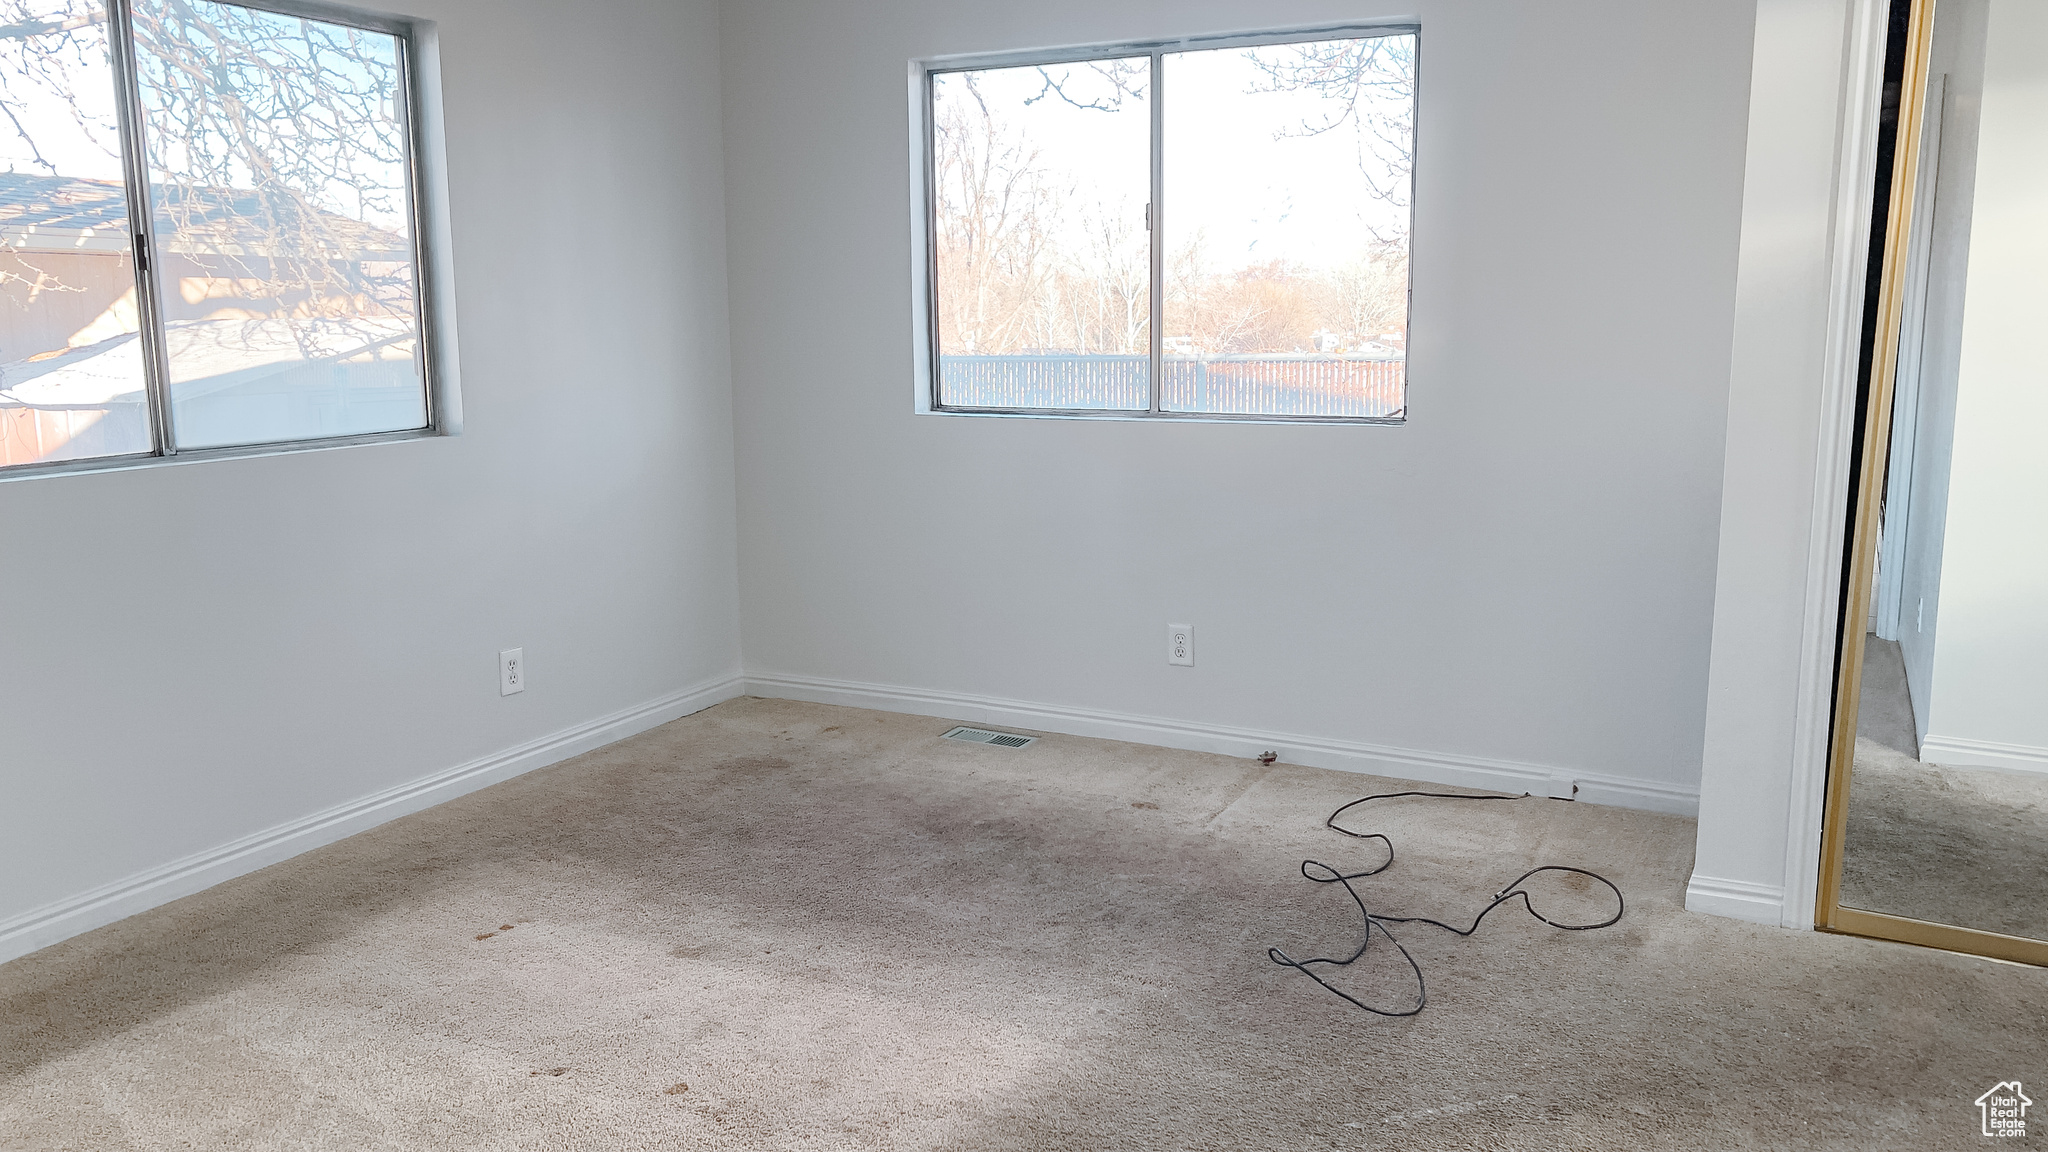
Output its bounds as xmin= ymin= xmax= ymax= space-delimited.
xmin=940 ymin=725 xmax=1037 ymax=748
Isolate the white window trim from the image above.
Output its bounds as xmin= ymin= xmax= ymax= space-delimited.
xmin=907 ymin=22 xmax=1419 ymax=425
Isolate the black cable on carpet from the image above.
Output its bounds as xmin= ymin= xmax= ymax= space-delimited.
xmin=1267 ymin=790 xmax=1625 ymax=1016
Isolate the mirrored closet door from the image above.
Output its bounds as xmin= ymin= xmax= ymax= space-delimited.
xmin=1818 ymin=0 xmax=2048 ymax=966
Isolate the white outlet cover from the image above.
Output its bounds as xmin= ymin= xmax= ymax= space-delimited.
xmin=1167 ymin=624 xmax=1194 ymax=667
xmin=500 ymin=648 xmax=525 ymax=696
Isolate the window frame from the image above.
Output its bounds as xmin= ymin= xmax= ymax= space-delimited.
xmin=911 ymin=22 xmax=1420 ymax=425
xmin=2 ymin=0 xmax=452 ymax=481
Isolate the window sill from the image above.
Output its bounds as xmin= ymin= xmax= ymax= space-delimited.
xmin=921 ymin=407 xmax=1404 ymax=426
xmin=0 ymin=427 xmax=448 ymax=484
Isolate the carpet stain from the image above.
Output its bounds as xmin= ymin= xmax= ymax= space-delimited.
xmin=1130 ymin=801 xmax=1159 ymax=810
xmin=474 ymin=933 xmax=495 ymax=941
xmin=665 ymin=1083 xmax=689 ymax=1095
xmin=529 ymin=1068 xmax=568 ymax=1077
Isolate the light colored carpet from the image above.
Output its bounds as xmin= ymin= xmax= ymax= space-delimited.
xmin=1842 ymin=737 xmax=2048 ymax=939
xmin=2 ymin=697 xmax=2042 ymax=1151
xmin=1841 ymin=636 xmax=2048 ymax=938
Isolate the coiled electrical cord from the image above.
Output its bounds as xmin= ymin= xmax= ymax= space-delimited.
xmin=1268 ymin=790 xmax=1625 ymax=1016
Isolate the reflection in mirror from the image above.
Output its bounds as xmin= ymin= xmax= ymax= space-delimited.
xmin=1836 ymin=0 xmax=2048 ymax=946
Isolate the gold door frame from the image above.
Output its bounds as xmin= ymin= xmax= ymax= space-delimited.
xmin=1814 ymin=0 xmax=2048 ymax=967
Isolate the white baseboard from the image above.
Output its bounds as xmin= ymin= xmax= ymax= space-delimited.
xmin=0 ymin=673 xmax=747 ymax=967
xmin=1685 ymin=873 xmax=1789 ymax=926
xmin=1920 ymin=734 xmax=2048 ymax=776
xmin=744 ymin=672 xmax=1700 ymax=816
xmin=3 ymin=668 xmax=1705 ymax=968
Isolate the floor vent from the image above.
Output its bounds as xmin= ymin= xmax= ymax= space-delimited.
xmin=941 ymin=725 xmax=1037 ymax=749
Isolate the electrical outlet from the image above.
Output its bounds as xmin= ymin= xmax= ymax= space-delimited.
xmin=499 ymin=648 xmax=525 ymax=696
xmin=1167 ymin=624 xmax=1194 ymax=667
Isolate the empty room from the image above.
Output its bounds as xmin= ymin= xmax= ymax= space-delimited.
xmin=1 ymin=0 xmax=2042 ymax=1147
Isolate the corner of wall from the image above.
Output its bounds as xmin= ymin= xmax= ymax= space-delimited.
xmin=1690 ymin=0 xmax=1886 ymax=932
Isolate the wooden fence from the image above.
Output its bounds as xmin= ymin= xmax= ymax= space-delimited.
xmin=938 ymin=354 xmax=1404 ymax=417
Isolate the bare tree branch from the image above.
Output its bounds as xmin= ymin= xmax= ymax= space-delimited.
xmin=1023 ymin=58 xmax=1146 ymax=113
xmin=1246 ymin=35 xmax=1415 ymax=227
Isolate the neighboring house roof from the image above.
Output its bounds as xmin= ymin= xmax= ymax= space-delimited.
xmin=0 ymin=171 xmax=410 ymax=258
xmin=0 ymin=172 xmax=129 ymax=235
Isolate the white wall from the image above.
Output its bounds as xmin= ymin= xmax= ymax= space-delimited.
xmin=721 ymin=0 xmax=1754 ymax=810
xmin=1894 ymin=0 xmax=1988 ymax=744
xmin=3 ymin=0 xmax=1844 ymax=963
xmin=1689 ymin=0 xmax=1877 ymax=928
xmin=0 ymin=0 xmax=744 ymax=963
xmin=1916 ymin=0 xmax=2048 ymax=773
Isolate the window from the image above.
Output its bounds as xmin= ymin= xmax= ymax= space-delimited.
xmin=0 ymin=0 xmax=436 ymax=474
xmin=920 ymin=27 xmax=1416 ymax=422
